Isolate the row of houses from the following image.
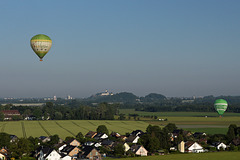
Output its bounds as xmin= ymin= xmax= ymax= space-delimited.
xmin=1 ymin=126 xmax=240 ymax=159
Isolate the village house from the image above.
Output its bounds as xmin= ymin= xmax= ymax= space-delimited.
xmin=9 ymin=135 xmax=18 ymax=143
xmin=39 ymin=136 xmax=51 ymax=143
xmin=1 ymin=110 xmax=20 ymax=120
xmin=0 ymin=148 xmax=8 ymax=160
xmin=130 ymin=145 xmax=148 ymax=156
xmin=60 ymin=145 xmax=81 ymax=158
xmin=126 ymin=135 xmax=140 ymax=144
xmin=79 ymin=146 xmax=101 ymax=160
xmin=36 ymin=147 xmax=71 ymax=160
xmin=232 ymin=137 xmax=240 ymax=146
xmin=185 ymin=141 xmax=204 ymax=153
xmin=110 ymin=132 xmax=121 ymax=138
xmin=212 ymin=142 xmax=227 ymax=150
xmin=85 ymin=131 xmax=97 ymax=139
xmin=94 ymin=133 xmax=108 ymax=140
xmin=65 ymin=139 xmax=81 ymax=147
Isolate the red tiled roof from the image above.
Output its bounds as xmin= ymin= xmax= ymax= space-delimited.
xmin=1 ymin=110 xmax=20 ymax=115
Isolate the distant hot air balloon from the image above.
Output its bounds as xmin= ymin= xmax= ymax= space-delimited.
xmin=30 ymin=34 xmax=52 ymax=61
xmin=214 ymin=99 xmax=228 ymax=117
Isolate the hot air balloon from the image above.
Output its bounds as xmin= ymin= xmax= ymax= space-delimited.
xmin=30 ymin=34 xmax=52 ymax=61
xmin=214 ymin=99 xmax=228 ymax=117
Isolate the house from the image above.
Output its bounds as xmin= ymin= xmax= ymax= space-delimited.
xmin=119 ymin=135 xmax=127 ymax=141
xmin=0 ymin=153 xmax=7 ymax=160
xmin=84 ymin=141 xmax=95 ymax=146
xmin=131 ymin=130 xmax=144 ymax=136
xmin=79 ymin=146 xmax=101 ymax=160
xmin=183 ymin=130 xmax=192 ymax=137
xmin=185 ymin=141 xmax=204 ymax=153
xmin=178 ymin=141 xmax=185 ymax=153
xmin=65 ymin=139 xmax=81 ymax=147
xmin=130 ymin=145 xmax=148 ymax=156
xmin=39 ymin=136 xmax=51 ymax=143
xmin=94 ymin=133 xmax=108 ymax=140
xmin=212 ymin=142 xmax=227 ymax=150
xmin=101 ymin=139 xmax=114 ymax=147
xmin=54 ymin=143 xmax=66 ymax=152
xmin=0 ymin=148 xmax=8 ymax=160
xmin=36 ymin=147 xmax=72 ymax=160
xmin=198 ymin=138 xmax=208 ymax=145
xmin=110 ymin=132 xmax=121 ymax=138
xmin=10 ymin=135 xmax=18 ymax=143
xmin=85 ymin=131 xmax=97 ymax=138
xmin=1 ymin=110 xmax=21 ymax=120
xmin=37 ymin=147 xmax=61 ymax=160
xmin=60 ymin=145 xmax=81 ymax=158
xmin=232 ymin=137 xmax=240 ymax=146
xmin=126 ymin=135 xmax=140 ymax=144
xmin=193 ymin=132 xmax=206 ymax=138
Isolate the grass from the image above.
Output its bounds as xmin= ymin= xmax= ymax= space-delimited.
xmin=104 ymin=152 xmax=240 ymax=160
xmin=1 ymin=110 xmax=240 ymax=138
xmin=0 ymin=120 xmax=149 ymax=139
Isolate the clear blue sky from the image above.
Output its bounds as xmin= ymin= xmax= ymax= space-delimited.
xmin=0 ymin=0 xmax=239 ymax=98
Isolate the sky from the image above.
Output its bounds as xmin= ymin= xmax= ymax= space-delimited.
xmin=0 ymin=0 xmax=240 ymax=98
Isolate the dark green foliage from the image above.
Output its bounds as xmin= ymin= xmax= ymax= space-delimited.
xmin=113 ymin=143 xmax=125 ymax=156
xmin=97 ymin=125 xmax=109 ymax=135
xmin=0 ymin=132 xmax=11 ymax=148
xmin=227 ymin=124 xmax=238 ymax=142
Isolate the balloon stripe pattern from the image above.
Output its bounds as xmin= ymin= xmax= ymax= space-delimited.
xmin=214 ymin=99 xmax=228 ymax=116
xmin=30 ymin=34 xmax=52 ymax=61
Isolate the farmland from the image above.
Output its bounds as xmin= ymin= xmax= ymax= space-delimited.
xmin=120 ymin=109 xmax=240 ymax=134
xmin=1 ymin=110 xmax=240 ymax=138
xmin=0 ymin=120 xmax=149 ymax=139
xmin=104 ymin=152 xmax=240 ymax=160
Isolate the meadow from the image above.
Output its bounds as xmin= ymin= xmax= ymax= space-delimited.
xmin=104 ymin=152 xmax=240 ymax=160
xmin=1 ymin=110 xmax=240 ymax=138
xmin=120 ymin=109 xmax=240 ymax=134
xmin=0 ymin=120 xmax=149 ymax=139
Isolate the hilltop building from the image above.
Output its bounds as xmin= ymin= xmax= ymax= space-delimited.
xmin=100 ymin=90 xmax=113 ymax=96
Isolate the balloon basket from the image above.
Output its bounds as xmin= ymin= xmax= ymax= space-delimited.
xmin=40 ymin=59 xmax=43 ymax=61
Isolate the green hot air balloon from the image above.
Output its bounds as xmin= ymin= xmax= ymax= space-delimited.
xmin=214 ymin=99 xmax=228 ymax=117
xmin=30 ymin=34 xmax=52 ymax=61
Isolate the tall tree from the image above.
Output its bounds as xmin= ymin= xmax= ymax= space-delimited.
xmin=97 ymin=125 xmax=109 ymax=135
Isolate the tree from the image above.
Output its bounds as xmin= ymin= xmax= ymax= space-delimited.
xmin=163 ymin=123 xmax=177 ymax=133
xmin=147 ymin=136 xmax=160 ymax=152
xmin=9 ymin=138 xmax=31 ymax=159
xmin=97 ymin=125 xmax=109 ymax=135
xmin=0 ymin=132 xmax=10 ymax=148
xmin=227 ymin=124 xmax=237 ymax=142
xmin=113 ymin=143 xmax=124 ymax=156
xmin=119 ymin=114 xmax=126 ymax=120
xmin=0 ymin=112 xmax=4 ymax=121
xmin=54 ymin=112 xmax=63 ymax=120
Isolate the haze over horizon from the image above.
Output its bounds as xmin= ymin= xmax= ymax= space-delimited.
xmin=0 ymin=0 xmax=240 ymax=98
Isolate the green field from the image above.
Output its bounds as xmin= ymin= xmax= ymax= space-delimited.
xmin=1 ymin=110 xmax=240 ymax=138
xmin=119 ymin=109 xmax=240 ymax=134
xmin=104 ymin=152 xmax=240 ymax=160
xmin=0 ymin=120 xmax=149 ymax=139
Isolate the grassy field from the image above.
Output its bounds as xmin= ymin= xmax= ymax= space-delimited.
xmin=119 ymin=109 xmax=240 ymax=134
xmin=0 ymin=120 xmax=149 ymax=139
xmin=104 ymin=152 xmax=240 ymax=160
xmin=1 ymin=110 xmax=240 ymax=138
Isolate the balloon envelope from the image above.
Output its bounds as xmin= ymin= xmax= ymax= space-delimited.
xmin=214 ymin=99 xmax=228 ymax=115
xmin=30 ymin=34 xmax=52 ymax=61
